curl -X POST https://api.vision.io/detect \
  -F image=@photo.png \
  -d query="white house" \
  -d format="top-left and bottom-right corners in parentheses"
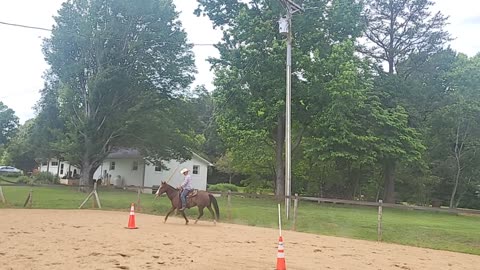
top-left (38, 149), bottom-right (213, 192)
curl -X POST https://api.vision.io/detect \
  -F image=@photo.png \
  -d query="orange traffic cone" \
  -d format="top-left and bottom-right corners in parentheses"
top-left (276, 236), bottom-right (286, 270)
top-left (126, 203), bottom-right (138, 229)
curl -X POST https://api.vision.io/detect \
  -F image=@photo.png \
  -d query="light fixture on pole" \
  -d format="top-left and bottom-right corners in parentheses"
top-left (278, 0), bottom-right (303, 220)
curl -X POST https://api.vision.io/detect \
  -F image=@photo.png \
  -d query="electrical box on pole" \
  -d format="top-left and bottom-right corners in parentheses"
top-left (278, 17), bottom-right (289, 34)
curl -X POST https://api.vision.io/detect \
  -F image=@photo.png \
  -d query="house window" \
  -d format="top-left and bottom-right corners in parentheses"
top-left (132, 161), bottom-right (138, 171)
top-left (60, 163), bottom-right (64, 174)
top-left (41, 162), bottom-right (47, 166)
top-left (193, 165), bottom-right (199, 175)
top-left (110, 161), bottom-right (116, 170)
top-left (51, 161), bottom-right (59, 166)
top-left (155, 162), bottom-right (162, 172)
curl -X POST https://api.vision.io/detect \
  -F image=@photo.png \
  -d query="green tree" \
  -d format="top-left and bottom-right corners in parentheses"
top-left (426, 54), bottom-right (480, 208)
top-left (29, 74), bottom-right (66, 166)
top-left (215, 151), bottom-right (239, 184)
top-left (304, 41), bottom-right (423, 199)
top-left (362, 0), bottom-right (450, 203)
top-left (0, 101), bottom-right (19, 146)
top-left (42, 0), bottom-right (196, 188)
top-left (185, 86), bottom-right (225, 160)
top-left (197, 0), bottom-right (365, 197)
top-left (362, 0), bottom-right (450, 74)
top-left (2, 120), bottom-right (37, 173)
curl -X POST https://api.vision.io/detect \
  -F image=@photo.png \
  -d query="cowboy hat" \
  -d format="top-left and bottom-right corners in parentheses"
top-left (180, 168), bottom-right (189, 174)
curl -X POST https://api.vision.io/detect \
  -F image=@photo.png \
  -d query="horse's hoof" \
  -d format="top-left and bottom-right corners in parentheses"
top-left (213, 220), bottom-right (217, 225)
top-left (194, 220), bottom-right (198, 224)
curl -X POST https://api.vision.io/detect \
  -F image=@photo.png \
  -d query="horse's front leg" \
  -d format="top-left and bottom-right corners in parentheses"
top-left (180, 209), bottom-right (189, 225)
top-left (164, 206), bottom-right (175, 223)
top-left (195, 207), bottom-right (204, 224)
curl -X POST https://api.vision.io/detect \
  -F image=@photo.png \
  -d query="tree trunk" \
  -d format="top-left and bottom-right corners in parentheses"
top-left (275, 114), bottom-right (285, 200)
top-left (450, 123), bottom-right (464, 208)
top-left (56, 161), bottom-right (60, 177)
top-left (383, 159), bottom-right (396, 203)
top-left (449, 160), bottom-right (461, 209)
top-left (80, 160), bottom-right (93, 192)
top-left (351, 167), bottom-right (360, 199)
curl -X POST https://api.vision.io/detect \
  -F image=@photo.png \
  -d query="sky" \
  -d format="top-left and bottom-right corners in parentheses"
top-left (0, 0), bottom-right (479, 124)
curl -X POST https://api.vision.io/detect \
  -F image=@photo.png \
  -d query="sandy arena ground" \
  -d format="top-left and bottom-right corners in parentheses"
top-left (0, 209), bottom-right (479, 270)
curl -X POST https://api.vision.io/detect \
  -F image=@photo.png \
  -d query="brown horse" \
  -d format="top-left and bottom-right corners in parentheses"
top-left (155, 181), bottom-right (220, 225)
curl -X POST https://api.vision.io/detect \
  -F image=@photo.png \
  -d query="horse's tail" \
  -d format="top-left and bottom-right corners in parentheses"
top-left (209, 194), bottom-right (220, 221)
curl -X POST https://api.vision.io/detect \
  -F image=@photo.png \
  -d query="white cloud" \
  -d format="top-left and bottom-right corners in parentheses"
top-left (0, 0), bottom-right (478, 124)
top-left (434, 0), bottom-right (480, 56)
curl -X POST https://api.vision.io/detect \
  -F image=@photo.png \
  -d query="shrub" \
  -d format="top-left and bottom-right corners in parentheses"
top-left (241, 176), bottom-right (273, 194)
top-left (33, 172), bottom-right (59, 184)
top-left (0, 172), bottom-right (23, 177)
top-left (207, 183), bottom-right (239, 192)
top-left (17, 176), bottom-right (33, 184)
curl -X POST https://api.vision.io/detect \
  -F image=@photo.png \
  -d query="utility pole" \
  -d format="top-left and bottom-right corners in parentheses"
top-left (278, 0), bottom-right (303, 219)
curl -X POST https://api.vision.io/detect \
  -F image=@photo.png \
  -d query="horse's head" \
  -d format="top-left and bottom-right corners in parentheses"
top-left (156, 181), bottom-right (171, 196)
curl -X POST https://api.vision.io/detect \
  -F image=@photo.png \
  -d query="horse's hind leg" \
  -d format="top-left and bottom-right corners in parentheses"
top-left (164, 206), bottom-right (175, 223)
top-left (207, 205), bottom-right (216, 225)
top-left (195, 207), bottom-right (204, 224)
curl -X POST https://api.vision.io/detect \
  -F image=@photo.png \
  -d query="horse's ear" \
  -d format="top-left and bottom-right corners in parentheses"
top-left (161, 181), bottom-right (166, 184)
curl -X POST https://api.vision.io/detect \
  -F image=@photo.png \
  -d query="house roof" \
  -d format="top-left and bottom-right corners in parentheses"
top-left (106, 148), bottom-right (142, 159)
top-left (192, 152), bottom-right (214, 166)
top-left (106, 148), bottom-right (213, 166)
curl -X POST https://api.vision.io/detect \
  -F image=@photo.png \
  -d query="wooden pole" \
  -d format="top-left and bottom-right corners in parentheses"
top-left (278, 204), bottom-right (282, 237)
top-left (227, 190), bottom-right (232, 220)
top-left (377, 199), bottom-right (383, 241)
top-left (29, 189), bottom-right (33, 207)
top-left (24, 189), bottom-right (33, 208)
top-left (0, 186), bottom-right (6, 204)
top-left (293, 193), bottom-right (299, 231)
top-left (79, 182), bottom-right (101, 209)
top-left (93, 182), bottom-right (101, 209)
top-left (79, 192), bottom-right (93, 208)
top-left (136, 187), bottom-right (142, 212)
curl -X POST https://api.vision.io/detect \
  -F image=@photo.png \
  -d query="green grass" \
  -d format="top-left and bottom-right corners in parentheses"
top-left (0, 185), bottom-right (479, 255)
top-left (0, 175), bottom-right (23, 183)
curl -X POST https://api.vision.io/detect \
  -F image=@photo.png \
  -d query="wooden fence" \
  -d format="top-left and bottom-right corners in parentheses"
top-left (1, 182), bottom-right (479, 242)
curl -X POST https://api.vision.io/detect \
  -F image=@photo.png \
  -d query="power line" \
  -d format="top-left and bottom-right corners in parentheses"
top-left (0, 20), bottom-right (217, 47)
top-left (0, 21), bottom-right (51, 32)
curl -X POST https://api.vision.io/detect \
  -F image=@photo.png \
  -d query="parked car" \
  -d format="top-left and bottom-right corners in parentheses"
top-left (0, 166), bottom-right (23, 175)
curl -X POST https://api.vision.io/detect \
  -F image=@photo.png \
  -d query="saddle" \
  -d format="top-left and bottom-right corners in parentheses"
top-left (188, 189), bottom-right (199, 198)
top-left (179, 189), bottom-right (199, 199)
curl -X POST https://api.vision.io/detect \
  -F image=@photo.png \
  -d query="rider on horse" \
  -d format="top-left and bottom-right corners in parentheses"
top-left (179, 168), bottom-right (192, 211)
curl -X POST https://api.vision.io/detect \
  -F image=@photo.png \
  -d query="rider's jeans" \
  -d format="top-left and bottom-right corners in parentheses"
top-left (181, 189), bottom-right (191, 208)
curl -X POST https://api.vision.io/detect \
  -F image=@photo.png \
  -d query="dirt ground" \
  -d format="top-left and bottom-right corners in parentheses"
top-left (0, 209), bottom-right (479, 270)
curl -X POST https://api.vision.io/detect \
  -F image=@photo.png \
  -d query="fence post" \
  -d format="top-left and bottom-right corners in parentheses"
top-left (24, 189), bottom-right (33, 208)
top-left (377, 199), bottom-right (383, 241)
top-left (0, 186), bottom-right (6, 203)
top-left (293, 193), bottom-right (299, 231)
top-left (227, 190), bottom-right (232, 220)
top-left (136, 187), bottom-right (142, 212)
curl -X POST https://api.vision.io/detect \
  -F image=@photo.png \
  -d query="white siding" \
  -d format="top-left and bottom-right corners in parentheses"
top-left (93, 158), bottom-right (145, 187)
top-left (39, 159), bottom-right (80, 178)
top-left (38, 153), bottom-right (210, 192)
